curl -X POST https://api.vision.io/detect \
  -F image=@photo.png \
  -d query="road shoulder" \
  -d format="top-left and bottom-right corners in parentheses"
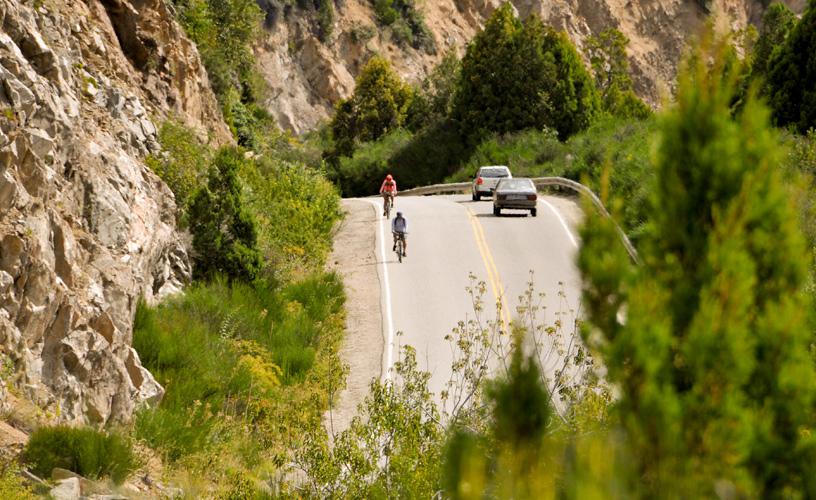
top-left (325, 199), bottom-right (383, 435)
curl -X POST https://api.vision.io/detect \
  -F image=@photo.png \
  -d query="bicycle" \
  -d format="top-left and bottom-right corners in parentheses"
top-left (394, 232), bottom-right (406, 263)
top-left (383, 192), bottom-right (395, 218)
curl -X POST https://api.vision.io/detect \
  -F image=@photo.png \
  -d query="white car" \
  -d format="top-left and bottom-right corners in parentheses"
top-left (471, 165), bottom-right (512, 200)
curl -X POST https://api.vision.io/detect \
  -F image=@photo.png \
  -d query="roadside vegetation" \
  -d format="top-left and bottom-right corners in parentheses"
top-left (22, 426), bottom-right (137, 485)
top-left (137, 116), bottom-right (342, 494)
top-left (130, 0), bottom-right (345, 495)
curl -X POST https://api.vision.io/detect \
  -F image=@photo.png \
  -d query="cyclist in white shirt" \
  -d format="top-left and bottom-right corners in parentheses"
top-left (391, 211), bottom-right (408, 257)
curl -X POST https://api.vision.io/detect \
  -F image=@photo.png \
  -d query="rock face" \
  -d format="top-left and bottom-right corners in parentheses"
top-left (258, 0), bottom-right (806, 133)
top-left (0, 0), bottom-right (229, 425)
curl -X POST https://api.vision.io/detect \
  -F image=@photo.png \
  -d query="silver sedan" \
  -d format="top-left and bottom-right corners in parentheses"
top-left (492, 178), bottom-right (537, 217)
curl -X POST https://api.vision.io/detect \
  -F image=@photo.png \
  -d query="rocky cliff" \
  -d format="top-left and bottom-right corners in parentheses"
top-left (258, 0), bottom-right (806, 134)
top-left (0, 0), bottom-right (229, 425)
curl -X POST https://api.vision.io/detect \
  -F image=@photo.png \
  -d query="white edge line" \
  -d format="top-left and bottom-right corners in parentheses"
top-left (367, 199), bottom-right (395, 381)
top-left (539, 198), bottom-right (579, 248)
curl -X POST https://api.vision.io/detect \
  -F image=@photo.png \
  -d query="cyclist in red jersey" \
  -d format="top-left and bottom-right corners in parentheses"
top-left (379, 174), bottom-right (398, 216)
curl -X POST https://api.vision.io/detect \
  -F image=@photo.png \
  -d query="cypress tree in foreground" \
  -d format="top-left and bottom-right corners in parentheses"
top-left (578, 33), bottom-right (816, 496)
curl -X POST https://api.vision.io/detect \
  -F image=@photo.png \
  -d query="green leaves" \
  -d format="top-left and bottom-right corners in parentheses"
top-left (23, 427), bottom-right (137, 485)
top-left (299, 344), bottom-right (443, 498)
top-left (585, 28), bottom-right (651, 119)
top-left (188, 148), bottom-right (263, 283)
top-left (767, 0), bottom-right (816, 133)
top-left (328, 56), bottom-right (414, 160)
top-left (452, 5), bottom-right (600, 142)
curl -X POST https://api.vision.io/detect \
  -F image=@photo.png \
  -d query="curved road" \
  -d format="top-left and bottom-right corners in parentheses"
top-left (366, 194), bottom-right (583, 400)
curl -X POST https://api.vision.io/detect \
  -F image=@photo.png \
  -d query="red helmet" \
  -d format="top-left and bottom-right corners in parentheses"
top-left (386, 174), bottom-right (393, 181)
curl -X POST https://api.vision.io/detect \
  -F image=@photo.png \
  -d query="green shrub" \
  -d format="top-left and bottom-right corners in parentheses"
top-left (316, 0), bottom-right (334, 41)
top-left (0, 463), bottom-right (35, 500)
top-left (405, 51), bottom-right (460, 129)
top-left (330, 129), bottom-right (413, 195)
top-left (370, 0), bottom-right (435, 52)
top-left (750, 3), bottom-right (795, 81)
top-left (22, 426), bottom-right (137, 484)
top-left (133, 273), bottom-right (345, 462)
top-left (328, 56), bottom-right (413, 161)
top-left (579, 34), bottom-right (816, 496)
top-left (170, 0), bottom-right (269, 145)
top-left (145, 121), bottom-right (210, 212)
top-left (585, 28), bottom-right (651, 119)
top-left (349, 22), bottom-right (376, 44)
top-left (188, 148), bottom-right (263, 282)
top-left (244, 158), bottom-right (342, 281)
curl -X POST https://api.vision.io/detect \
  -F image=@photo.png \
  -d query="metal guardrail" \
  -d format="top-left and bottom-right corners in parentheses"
top-left (397, 177), bottom-right (640, 263)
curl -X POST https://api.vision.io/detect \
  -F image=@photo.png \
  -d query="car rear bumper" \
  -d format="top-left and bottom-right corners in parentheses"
top-left (494, 199), bottom-right (536, 210)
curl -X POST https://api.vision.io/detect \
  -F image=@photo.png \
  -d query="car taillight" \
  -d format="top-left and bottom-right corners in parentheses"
top-left (527, 194), bottom-right (537, 200)
top-left (476, 177), bottom-right (483, 185)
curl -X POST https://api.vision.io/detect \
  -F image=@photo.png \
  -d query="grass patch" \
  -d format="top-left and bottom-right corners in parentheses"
top-left (133, 273), bottom-right (345, 468)
top-left (22, 426), bottom-right (137, 484)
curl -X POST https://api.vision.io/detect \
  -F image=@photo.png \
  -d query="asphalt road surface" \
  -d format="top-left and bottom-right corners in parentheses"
top-left (366, 194), bottom-right (583, 401)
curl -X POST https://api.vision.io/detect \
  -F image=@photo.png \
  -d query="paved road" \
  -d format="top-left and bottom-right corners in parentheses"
top-left (366, 194), bottom-right (583, 401)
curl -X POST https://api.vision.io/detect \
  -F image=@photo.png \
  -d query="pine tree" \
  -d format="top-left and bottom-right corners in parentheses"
top-left (766, 0), bottom-right (816, 133)
top-left (452, 3), bottom-right (531, 141)
top-left (578, 34), bottom-right (816, 496)
top-left (538, 28), bottom-right (602, 137)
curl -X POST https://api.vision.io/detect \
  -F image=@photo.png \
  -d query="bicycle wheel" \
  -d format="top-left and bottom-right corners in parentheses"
top-left (397, 238), bottom-right (403, 263)
top-left (384, 198), bottom-right (390, 218)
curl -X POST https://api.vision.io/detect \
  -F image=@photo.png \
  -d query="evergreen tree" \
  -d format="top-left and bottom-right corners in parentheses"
top-left (538, 27), bottom-right (602, 138)
top-left (452, 4), bottom-right (600, 141)
top-left (751, 3), bottom-right (795, 81)
top-left (766, 0), bottom-right (816, 133)
top-left (579, 35), bottom-right (816, 496)
top-left (585, 28), bottom-right (651, 119)
top-left (328, 56), bottom-right (413, 159)
top-left (188, 148), bottom-right (263, 282)
top-left (452, 3), bottom-right (534, 140)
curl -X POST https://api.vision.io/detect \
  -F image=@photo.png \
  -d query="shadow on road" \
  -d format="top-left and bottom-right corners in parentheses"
top-left (474, 212), bottom-right (530, 218)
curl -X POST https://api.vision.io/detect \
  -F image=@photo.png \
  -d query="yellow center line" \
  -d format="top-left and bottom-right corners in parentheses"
top-left (466, 207), bottom-right (512, 330)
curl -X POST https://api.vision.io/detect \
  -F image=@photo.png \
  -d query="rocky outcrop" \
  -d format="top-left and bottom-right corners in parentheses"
top-left (258, 0), bottom-right (805, 133)
top-left (0, 0), bottom-right (228, 425)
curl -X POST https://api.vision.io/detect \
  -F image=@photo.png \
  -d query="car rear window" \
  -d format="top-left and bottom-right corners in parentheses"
top-left (479, 167), bottom-right (510, 178)
top-left (498, 179), bottom-right (534, 190)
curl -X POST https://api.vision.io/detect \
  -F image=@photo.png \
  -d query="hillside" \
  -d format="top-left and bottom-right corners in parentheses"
top-left (256, 0), bottom-right (806, 133)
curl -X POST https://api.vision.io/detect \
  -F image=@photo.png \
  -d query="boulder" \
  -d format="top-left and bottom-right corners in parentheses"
top-left (49, 477), bottom-right (81, 500)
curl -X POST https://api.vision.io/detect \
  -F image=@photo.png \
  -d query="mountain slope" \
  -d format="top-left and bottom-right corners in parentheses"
top-left (256, 0), bottom-right (805, 133)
